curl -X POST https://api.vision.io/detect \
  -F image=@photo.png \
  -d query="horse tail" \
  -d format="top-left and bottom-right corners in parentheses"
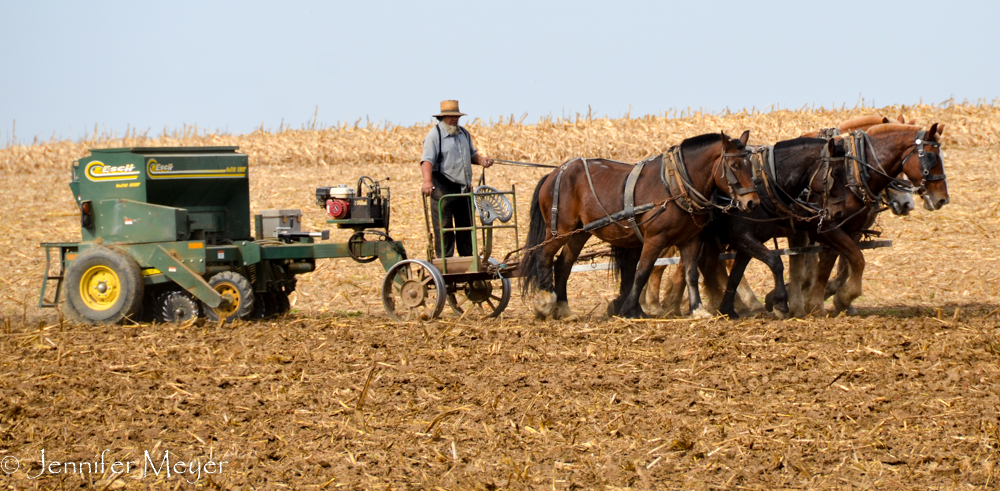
top-left (519, 175), bottom-right (550, 296)
top-left (609, 245), bottom-right (641, 283)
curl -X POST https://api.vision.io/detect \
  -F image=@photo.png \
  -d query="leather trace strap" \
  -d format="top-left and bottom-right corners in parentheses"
top-left (623, 160), bottom-right (647, 242)
top-left (550, 161), bottom-right (570, 237)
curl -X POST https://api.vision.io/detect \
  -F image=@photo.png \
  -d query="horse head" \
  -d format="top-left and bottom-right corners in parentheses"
top-left (716, 130), bottom-right (759, 212)
top-left (867, 123), bottom-right (949, 211)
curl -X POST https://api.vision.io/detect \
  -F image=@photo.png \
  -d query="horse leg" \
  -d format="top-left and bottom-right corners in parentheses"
top-left (661, 263), bottom-right (686, 316)
top-left (608, 248), bottom-right (641, 317)
top-left (679, 239), bottom-right (712, 319)
top-left (786, 232), bottom-right (812, 317)
top-left (552, 234), bottom-right (589, 321)
top-left (617, 241), bottom-right (669, 319)
top-left (640, 264), bottom-right (667, 317)
top-left (735, 273), bottom-right (764, 315)
top-left (699, 242), bottom-right (726, 313)
top-left (825, 256), bottom-right (849, 298)
top-left (821, 236), bottom-right (866, 315)
top-left (532, 240), bottom-right (568, 320)
top-left (719, 251), bottom-right (752, 319)
top-left (806, 249), bottom-right (838, 317)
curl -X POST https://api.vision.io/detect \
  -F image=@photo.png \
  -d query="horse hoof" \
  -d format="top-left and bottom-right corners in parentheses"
top-left (553, 302), bottom-right (578, 322)
top-left (846, 306), bottom-right (858, 316)
top-left (533, 291), bottom-right (556, 320)
top-left (690, 307), bottom-right (712, 320)
top-left (722, 309), bottom-right (740, 320)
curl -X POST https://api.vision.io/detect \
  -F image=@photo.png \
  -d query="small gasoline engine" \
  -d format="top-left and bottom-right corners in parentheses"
top-left (315, 176), bottom-right (390, 231)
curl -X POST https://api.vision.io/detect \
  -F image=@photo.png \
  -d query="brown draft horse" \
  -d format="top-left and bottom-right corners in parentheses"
top-left (642, 115), bottom-right (922, 318)
top-left (803, 122), bottom-right (949, 314)
top-left (519, 132), bottom-right (759, 320)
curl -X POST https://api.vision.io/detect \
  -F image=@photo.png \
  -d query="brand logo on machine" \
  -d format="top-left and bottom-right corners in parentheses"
top-left (147, 158), bottom-right (246, 179)
top-left (85, 161), bottom-right (140, 181)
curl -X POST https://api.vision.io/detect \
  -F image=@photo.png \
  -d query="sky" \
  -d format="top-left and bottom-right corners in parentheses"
top-left (2, 0), bottom-right (998, 144)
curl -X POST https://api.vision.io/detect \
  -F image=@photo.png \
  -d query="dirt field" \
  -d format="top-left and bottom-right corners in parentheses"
top-left (2, 110), bottom-right (999, 489)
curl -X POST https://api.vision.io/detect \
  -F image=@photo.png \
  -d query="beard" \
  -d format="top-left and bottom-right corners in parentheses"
top-left (440, 121), bottom-right (460, 136)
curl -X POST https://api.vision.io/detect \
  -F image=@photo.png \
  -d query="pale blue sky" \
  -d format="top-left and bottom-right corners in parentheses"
top-left (2, 0), bottom-right (997, 144)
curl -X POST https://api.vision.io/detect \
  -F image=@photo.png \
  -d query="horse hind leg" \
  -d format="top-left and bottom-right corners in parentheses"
top-left (551, 234), bottom-right (588, 321)
top-left (531, 240), bottom-right (568, 320)
top-left (786, 232), bottom-right (811, 317)
top-left (640, 264), bottom-right (667, 317)
top-left (661, 262), bottom-right (686, 316)
top-left (735, 274), bottom-right (764, 316)
top-left (607, 246), bottom-right (641, 317)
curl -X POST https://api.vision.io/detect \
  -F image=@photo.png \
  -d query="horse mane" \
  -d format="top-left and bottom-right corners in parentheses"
top-left (837, 115), bottom-right (889, 132)
top-left (774, 136), bottom-right (824, 151)
top-left (680, 132), bottom-right (724, 151)
top-left (865, 123), bottom-right (919, 136)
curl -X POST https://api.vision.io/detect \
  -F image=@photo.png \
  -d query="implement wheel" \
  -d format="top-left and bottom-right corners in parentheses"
top-left (64, 246), bottom-right (144, 325)
top-left (203, 272), bottom-right (255, 323)
top-left (446, 259), bottom-right (511, 319)
top-left (381, 259), bottom-right (446, 322)
top-left (156, 291), bottom-right (201, 323)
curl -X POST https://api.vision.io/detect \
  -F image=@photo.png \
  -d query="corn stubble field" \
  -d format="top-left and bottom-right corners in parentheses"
top-left (1, 103), bottom-right (1000, 489)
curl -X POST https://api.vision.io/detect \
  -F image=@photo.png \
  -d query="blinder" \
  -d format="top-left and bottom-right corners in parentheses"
top-left (721, 150), bottom-right (755, 196)
top-left (912, 130), bottom-right (946, 190)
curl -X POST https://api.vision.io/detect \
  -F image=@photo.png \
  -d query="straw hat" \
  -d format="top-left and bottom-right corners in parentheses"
top-left (434, 100), bottom-right (467, 117)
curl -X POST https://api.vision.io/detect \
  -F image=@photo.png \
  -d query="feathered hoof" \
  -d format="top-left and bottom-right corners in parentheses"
top-left (642, 303), bottom-right (666, 318)
top-left (553, 301), bottom-right (578, 322)
top-left (533, 291), bottom-right (557, 320)
top-left (690, 307), bottom-right (713, 320)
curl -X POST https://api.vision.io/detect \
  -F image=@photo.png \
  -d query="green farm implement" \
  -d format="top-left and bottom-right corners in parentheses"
top-left (39, 146), bottom-right (405, 324)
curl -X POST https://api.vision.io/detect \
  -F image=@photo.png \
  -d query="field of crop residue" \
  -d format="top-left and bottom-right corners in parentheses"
top-left (1, 103), bottom-right (999, 489)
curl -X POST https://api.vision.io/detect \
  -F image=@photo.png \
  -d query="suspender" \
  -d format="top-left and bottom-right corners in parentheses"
top-left (434, 125), bottom-right (471, 172)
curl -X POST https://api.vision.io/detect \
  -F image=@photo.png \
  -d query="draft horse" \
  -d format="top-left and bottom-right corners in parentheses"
top-left (519, 131), bottom-right (759, 320)
top-left (804, 122), bottom-right (949, 314)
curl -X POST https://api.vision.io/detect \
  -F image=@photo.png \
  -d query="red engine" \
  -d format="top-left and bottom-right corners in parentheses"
top-left (326, 199), bottom-right (350, 219)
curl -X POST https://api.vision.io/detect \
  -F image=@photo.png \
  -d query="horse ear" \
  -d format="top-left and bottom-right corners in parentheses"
top-left (936, 123), bottom-right (945, 136)
top-left (928, 122), bottom-right (940, 139)
top-left (739, 130), bottom-right (750, 145)
top-left (895, 115), bottom-right (904, 123)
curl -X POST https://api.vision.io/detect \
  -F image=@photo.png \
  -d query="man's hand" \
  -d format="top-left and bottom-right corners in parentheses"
top-left (422, 181), bottom-right (434, 196)
top-left (483, 157), bottom-right (494, 168)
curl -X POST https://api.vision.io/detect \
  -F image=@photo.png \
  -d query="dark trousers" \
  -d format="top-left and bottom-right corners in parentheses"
top-left (430, 173), bottom-right (473, 258)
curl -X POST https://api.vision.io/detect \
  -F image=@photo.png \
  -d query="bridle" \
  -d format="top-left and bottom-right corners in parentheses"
top-left (897, 129), bottom-right (945, 195)
top-left (715, 147), bottom-right (755, 211)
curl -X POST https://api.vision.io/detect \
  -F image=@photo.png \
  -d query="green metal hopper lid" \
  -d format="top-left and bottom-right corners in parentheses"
top-left (88, 146), bottom-right (241, 153)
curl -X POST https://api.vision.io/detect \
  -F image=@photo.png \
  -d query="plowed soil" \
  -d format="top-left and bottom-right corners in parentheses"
top-left (1, 136), bottom-right (999, 489)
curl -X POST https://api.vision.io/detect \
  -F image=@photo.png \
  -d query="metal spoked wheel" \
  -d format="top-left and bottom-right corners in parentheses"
top-left (381, 259), bottom-right (446, 322)
top-left (446, 259), bottom-right (511, 319)
top-left (156, 291), bottom-right (201, 323)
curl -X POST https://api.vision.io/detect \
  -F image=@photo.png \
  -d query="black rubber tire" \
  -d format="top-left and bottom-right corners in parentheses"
top-left (203, 271), bottom-right (255, 323)
top-left (63, 246), bottom-right (144, 325)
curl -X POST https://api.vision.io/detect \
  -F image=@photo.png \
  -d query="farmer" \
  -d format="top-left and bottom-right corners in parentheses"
top-left (420, 100), bottom-right (493, 258)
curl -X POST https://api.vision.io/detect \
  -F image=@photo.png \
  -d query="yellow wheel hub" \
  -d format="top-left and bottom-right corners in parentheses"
top-left (213, 283), bottom-right (241, 317)
top-left (79, 265), bottom-right (121, 311)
